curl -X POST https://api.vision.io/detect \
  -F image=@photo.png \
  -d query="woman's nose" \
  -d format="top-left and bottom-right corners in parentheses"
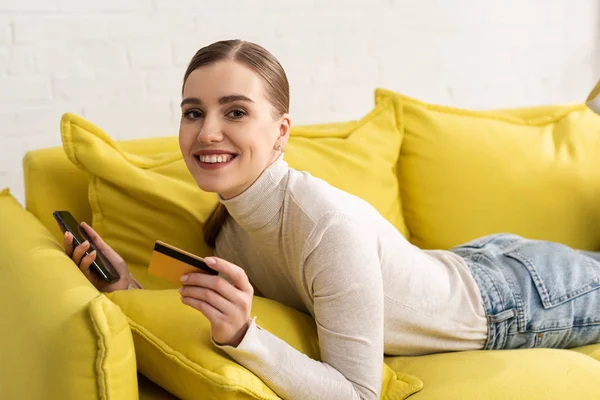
top-left (197, 118), bottom-right (223, 143)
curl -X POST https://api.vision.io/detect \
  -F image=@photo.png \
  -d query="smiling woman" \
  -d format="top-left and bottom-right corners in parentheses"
top-left (177, 41), bottom-right (291, 245)
top-left (61, 39), bottom-right (600, 400)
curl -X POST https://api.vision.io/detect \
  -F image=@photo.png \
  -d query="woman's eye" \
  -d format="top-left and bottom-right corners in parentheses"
top-left (227, 109), bottom-right (246, 119)
top-left (183, 110), bottom-right (202, 120)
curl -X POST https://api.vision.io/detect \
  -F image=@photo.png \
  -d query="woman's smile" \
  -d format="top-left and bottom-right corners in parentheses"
top-left (193, 150), bottom-right (239, 170)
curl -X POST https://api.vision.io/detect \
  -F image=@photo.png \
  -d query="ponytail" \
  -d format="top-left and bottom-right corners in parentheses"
top-left (203, 203), bottom-right (229, 248)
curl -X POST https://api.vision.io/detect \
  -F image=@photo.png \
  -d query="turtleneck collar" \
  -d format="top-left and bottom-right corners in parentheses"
top-left (218, 154), bottom-right (289, 232)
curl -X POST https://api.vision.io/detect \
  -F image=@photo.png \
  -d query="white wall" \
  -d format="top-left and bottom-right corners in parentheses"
top-left (1, 0), bottom-right (599, 205)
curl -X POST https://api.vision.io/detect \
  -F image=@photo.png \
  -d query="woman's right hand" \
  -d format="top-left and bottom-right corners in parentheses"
top-left (63, 222), bottom-right (134, 292)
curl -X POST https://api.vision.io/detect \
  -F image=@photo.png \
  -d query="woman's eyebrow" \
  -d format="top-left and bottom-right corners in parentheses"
top-left (219, 95), bottom-right (254, 104)
top-left (180, 97), bottom-right (201, 107)
top-left (180, 95), bottom-right (254, 108)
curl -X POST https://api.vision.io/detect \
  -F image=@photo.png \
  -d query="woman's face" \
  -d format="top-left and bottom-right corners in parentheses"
top-left (179, 60), bottom-right (290, 199)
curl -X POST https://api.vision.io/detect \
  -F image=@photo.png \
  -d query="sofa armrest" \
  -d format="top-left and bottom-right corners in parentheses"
top-left (0, 189), bottom-right (138, 399)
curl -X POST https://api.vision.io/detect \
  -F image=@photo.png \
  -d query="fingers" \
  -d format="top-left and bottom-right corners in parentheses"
top-left (64, 230), bottom-right (96, 280)
top-left (80, 222), bottom-right (110, 253)
top-left (180, 297), bottom-right (223, 321)
top-left (182, 273), bottom-right (239, 302)
top-left (202, 257), bottom-right (253, 293)
top-left (63, 232), bottom-right (74, 257)
top-left (72, 240), bottom-right (91, 265)
top-left (179, 286), bottom-right (231, 314)
top-left (78, 250), bottom-right (97, 277)
top-left (181, 272), bottom-right (252, 315)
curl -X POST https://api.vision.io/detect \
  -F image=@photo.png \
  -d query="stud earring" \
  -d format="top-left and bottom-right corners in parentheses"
top-left (277, 145), bottom-right (284, 152)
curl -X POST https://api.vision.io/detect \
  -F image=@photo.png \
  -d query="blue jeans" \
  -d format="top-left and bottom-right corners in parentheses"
top-left (451, 233), bottom-right (600, 350)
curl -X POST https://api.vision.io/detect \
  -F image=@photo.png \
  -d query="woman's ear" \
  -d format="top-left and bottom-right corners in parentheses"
top-left (278, 113), bottom-right (291, 147)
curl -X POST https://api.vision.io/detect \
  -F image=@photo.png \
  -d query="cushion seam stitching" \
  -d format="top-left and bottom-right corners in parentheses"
top-left (89, 296), bottom-right (110, 400)
top-left (128, 318), bottom-right (279, 400)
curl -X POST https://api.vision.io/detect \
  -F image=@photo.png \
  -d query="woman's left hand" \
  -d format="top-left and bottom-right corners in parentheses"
top-left (179, 257), bottom-right (254, 347)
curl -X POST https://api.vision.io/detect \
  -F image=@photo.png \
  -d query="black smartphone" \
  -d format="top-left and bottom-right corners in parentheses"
top-left (53, 211), bottom-right (120, 283)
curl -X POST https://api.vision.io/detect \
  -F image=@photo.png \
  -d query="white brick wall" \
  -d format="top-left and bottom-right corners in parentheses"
top-left (1, 0), bottom-right (599, 205)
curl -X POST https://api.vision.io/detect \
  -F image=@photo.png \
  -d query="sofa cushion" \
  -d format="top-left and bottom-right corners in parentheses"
top-left (572, 343), bottom-right (600, 361)
top-left (106, 289), bottom-right (423, 400)
top-left (22, 136), bottom-right (186, 246)
top-left (377, 88), bottom-right (600, 250)
top-left (89, 295), bottom-right (139, 400)
top-left (0, 190), bottom-right (138, 400)
top-left (385, 347), bottom-right (600, 400)
top-left (59, 98), bottom-right (406, 289)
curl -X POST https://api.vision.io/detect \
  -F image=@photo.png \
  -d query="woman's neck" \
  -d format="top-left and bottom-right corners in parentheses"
top-left (217, 154), bottom-right (289, 232)
top-left (218, 153), bottom-right (284, 200)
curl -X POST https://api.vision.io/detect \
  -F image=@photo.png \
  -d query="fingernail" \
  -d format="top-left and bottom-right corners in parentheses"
top-left (180, 274), bottom-right (188, 282)
top-left (178, 287), bottom-right (183, 293)
top-left (205, 257), bottom-right (216, 265)
top-left (83, 241), bottom-right (89, 247)
top-left (89, 250), bottom-right (96, 257)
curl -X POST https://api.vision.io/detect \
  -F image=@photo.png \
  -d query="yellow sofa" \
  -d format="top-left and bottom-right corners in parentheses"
top-left (2, 90), bottom-right (600, 399)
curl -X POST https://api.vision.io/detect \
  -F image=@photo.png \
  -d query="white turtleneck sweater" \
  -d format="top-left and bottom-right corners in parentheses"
top-left (212, 155), bottom-right (487, 400)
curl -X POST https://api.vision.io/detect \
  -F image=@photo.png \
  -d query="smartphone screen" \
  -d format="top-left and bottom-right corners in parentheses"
top-left (53, 211), bottom-right (120, 283)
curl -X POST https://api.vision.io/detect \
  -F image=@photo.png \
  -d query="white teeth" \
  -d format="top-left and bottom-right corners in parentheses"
top-left (198, 154), bottom-right (233, 164)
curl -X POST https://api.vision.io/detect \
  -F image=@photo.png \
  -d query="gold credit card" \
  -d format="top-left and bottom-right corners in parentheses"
top-left (148, 240), bottom-right (218, 284)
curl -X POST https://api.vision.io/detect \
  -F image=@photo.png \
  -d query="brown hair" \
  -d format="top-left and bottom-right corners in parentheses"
top-left (182, 40), bottom-right (290, 248)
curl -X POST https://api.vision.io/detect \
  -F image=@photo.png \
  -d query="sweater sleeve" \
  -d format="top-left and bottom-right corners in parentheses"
top-left (213, 214), bottom-right (384, 400)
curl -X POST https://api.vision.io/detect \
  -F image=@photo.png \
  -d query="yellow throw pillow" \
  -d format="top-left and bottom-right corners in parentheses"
top-left (376, 88), bottom-right (600, 250)
top-left (60, 98), bottom-right (406, 288)
top-left (61, 114), bottom-right (216, 289)
top-left (0, 191), bottom-right (137, 400)
top-left (285, 100), bottom-right (406, 237)
top-left (106, 289), bottom-right (423, 400)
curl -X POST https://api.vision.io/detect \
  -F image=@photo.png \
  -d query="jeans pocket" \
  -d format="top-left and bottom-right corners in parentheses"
top-left (505, 241), bottom-right (600, 309)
